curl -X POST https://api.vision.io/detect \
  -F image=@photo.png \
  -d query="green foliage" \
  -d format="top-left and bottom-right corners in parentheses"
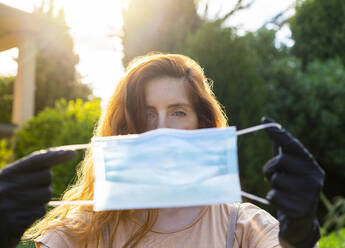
top-left (0, 76), bottom-right (14, 123)
top-left (265, 57), bottom-right (345, 198)
top-left (16, 241), bottom-right (35, 248)
top-left (122, 0), bottom-right (202, 65)
top-left (290, 0), bottom-right (345, 67)
top-left (0, 139), bottom-right (14, 169)
top-left (245, 28), bottom-right (290, 82)
top-left (319, 228), bottom-right (345, 248)
top-left (14, 99), bottom-right (101, 197)
top-left (321, 193), bottom-right (345, 234)
top-left (244, 27), bottom-right (345, 201)
top-left (33, 0), bottom-right (93, 114)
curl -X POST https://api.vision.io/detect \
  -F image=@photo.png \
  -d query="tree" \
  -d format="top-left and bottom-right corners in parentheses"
top-left (290, 0), bottom-right (345, 67)
top-left (33, 0), bottom-right (93, 114)
top-left (122, 0), bottom-right (202, 65)
top-left (121, 0), bottom-right (257, 66)
top-left (245, 28), bottom-right (290, 82)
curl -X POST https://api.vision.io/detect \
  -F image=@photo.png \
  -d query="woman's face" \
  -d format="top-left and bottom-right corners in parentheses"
top-left (145, 77), bottom-right (198, 131)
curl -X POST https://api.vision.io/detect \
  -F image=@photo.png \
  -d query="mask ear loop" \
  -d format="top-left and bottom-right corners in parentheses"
top-left (47, 143), bottom-right (91, 151)
top-left (236, 122), bottom-right (282, 205)
top-left (47, 123), bottom-right (282, 207)
top-left (236, 123), bottom-right (281, 136)
top-left (48, 200), bottom-right (94, 206)
top-left (46, 144), bottom-right (93, 206)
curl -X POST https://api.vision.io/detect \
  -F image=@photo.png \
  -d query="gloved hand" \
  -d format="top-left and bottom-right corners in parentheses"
top-left (0, 149), bottom-right (76, 248)
top-left (261, 117), bottom-right (325, 248)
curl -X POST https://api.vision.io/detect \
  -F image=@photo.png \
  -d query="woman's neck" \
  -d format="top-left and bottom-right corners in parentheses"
top-left (133, 206), bottom-right (204, 232)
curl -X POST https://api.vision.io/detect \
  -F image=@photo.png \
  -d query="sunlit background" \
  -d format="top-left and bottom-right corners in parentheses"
top-left (0, 0), bottom-right (294, 105)
top-left (1, 1), bottom-right (345, 245)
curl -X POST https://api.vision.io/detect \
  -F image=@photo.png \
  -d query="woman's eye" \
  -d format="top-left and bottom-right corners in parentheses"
top-left (172, 111), bottom-right (186, 117)
top-left (146, 112), bottom-right (156, 120)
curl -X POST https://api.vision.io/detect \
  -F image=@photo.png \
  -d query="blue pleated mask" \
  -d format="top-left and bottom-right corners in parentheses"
top-left (91, 127), bottom-right (241, 211)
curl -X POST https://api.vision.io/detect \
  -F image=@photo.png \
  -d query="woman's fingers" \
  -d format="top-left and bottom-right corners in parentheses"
top-left (4, 150), bottom-right (76, 174)
top-left (263, 153), bottom-right (312, 180)
top-left (270, 172), bottom-right (323, 194)
top-left (261, 117), bottom-right (312, 159)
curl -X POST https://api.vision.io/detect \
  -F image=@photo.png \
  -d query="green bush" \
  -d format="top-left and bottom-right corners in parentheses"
top-left (321, 193), bottom-right (345, 234)
top-left (0, 139), bottom-right (14, 169)
top-left (17, 241), bottom-right (35, 248)
top-left (14, 98), bottom-right (101, 197)
top-left (320, 228), bottom-right (345, 248)
top-left (0, 76), bottom-right (14, 123)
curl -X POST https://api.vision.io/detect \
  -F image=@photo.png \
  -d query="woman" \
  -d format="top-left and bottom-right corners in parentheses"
top-left (26, 53), bottom-right (322, 247)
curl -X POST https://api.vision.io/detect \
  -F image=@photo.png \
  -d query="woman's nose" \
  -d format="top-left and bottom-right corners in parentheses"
top-left (157, 114), bottom-right (168, 129)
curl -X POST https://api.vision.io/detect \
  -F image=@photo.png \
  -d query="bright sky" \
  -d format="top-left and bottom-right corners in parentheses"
top-left (0, 0), bottom-right (295, 106)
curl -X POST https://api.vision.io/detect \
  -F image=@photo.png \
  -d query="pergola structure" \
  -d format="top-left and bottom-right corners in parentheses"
top-left (0, 3), bottom-right (60, 137)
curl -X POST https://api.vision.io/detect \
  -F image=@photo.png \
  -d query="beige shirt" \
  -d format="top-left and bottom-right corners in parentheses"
top-left (36, 203), bottom-right (281, 248)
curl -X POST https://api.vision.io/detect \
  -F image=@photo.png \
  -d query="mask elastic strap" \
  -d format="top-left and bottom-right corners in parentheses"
top-left (48, 143), bottom-right (91, 151)
top-left (236, 123), bottom-right (281, 136)
top-left (236, 123), bottom-right (282, 204)
top-left (241, 191), bottom-right (269, 205)
top-left (48, 200), bottom-right (94, 206)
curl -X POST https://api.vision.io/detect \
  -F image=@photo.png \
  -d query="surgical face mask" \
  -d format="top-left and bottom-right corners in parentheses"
top-left (48, 123), bottom-right (280, 210)
top-left (92, 127), bottom-right (240, 210)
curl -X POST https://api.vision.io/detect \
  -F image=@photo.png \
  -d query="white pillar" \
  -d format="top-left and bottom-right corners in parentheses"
top-left (12, 39), bottom-right (36, 125)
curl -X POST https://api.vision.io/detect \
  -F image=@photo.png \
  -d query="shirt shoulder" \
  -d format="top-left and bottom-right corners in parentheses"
top-left (35, 224), bottom-right (105, 248)
top-left (35, 229), bottom-right (72, 248)
top-left (238, 202), bottom-right (279, 227)
top-left (232, 202), bottom-right (281, 248)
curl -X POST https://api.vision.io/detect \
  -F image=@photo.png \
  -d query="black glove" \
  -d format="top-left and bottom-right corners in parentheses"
top-left (0, 149), bottom-right (76, 248)
top-left (261, 117), bottom-right (325, 248)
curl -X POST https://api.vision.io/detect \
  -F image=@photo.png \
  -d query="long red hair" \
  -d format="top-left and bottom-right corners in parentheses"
top-left (25, 53), bottom-right (228, 248)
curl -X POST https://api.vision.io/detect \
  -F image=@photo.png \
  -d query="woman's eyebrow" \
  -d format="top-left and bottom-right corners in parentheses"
top-left (145, 105), bottom-right (156, 109)
top-left (145, 103), bottom-right (191, 109)
top-left (168, 103), bottom-right (191, 108)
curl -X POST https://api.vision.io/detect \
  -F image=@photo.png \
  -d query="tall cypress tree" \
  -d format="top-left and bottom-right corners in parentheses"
top-left (122, 0), bottom-right (202, 66)
top-left (33, 0), bottom-right (92, 113)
